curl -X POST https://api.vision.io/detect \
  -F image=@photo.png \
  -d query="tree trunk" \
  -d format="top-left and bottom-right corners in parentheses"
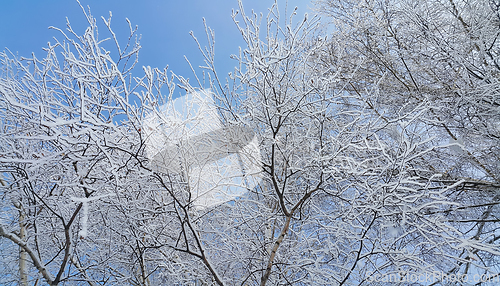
top-left (15, 201), bottom-right (28, 286)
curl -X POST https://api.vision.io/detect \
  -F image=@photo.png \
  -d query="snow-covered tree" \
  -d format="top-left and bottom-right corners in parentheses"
top-left (313, 0), bottom-right (500, 282)
top-left (1, 0), bottom-right (499, 285)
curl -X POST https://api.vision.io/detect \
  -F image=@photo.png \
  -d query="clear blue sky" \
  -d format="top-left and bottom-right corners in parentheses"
top-left (0, 0), bottom-right (313, 82)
